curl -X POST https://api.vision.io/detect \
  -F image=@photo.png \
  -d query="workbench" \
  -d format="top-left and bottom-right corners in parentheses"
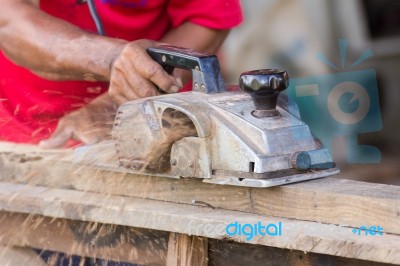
top-left (0, 142), bottom-right (399, 266)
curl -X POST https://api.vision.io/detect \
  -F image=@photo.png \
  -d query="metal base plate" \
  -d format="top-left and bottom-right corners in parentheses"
top-left (72, 142), bottom-right (339, 188)
top-left (204, 168), bottom-right (340, 187)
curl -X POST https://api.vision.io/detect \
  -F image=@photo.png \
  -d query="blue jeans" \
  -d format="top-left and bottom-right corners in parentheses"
top-left (36, 250), bottom-right (140, 266)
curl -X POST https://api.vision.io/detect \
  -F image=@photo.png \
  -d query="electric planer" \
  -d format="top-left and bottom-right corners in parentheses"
top-left (74, 45), bottom-right (339, 187)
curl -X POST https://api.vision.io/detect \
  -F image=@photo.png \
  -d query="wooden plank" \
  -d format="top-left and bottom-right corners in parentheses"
top-left (0, 212), bottom-right (392, 266)
top-left (0, 182), bottom-right (399, 264)
top-left (0, 212), bottom-right (167, 265)
top-left (208, 240), bottom-right (395, 266)
top-left (166, 233), bottom-right (208, 266)
top-left (251, 178), bottom-right (400, 233)
top-left (1, 142), bottom-right (399, 235)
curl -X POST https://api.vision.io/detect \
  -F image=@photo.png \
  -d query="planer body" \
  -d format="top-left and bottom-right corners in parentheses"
top-left (75, 45), bottom-right (339, 187)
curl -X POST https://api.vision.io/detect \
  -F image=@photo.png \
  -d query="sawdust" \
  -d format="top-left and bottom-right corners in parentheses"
top-left (0, 212), bottom-right (166, 265)
top-left (142, 110), bottom-right (198, 172)
top-left (69, 221), bottom-right (126, 247)
top-left (0, 111), bottom-right (199, 265)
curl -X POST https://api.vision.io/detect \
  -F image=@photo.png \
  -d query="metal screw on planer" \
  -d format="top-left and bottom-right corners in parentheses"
top-left (170, 159), bottom-right (177, 166)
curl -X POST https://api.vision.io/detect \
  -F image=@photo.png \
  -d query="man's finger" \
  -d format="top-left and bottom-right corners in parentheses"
top-left (111, 94), bottom-right (128, 105)
top-left (39, 127), bottom-right (72, 149)
top-left (109, 77), bottom-right (139, 104)
top-left (76, 131), bottom-right (101, 145)
top-left (117, 55), bottom-right (161, 99)
top-left (125, 72), bottom-right (160, 98)
top-left (134, 53), bottom-right (181, 93)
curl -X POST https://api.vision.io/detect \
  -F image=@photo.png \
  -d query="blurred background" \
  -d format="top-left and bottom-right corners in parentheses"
top-left (221, 0), bottom-right (400, 184)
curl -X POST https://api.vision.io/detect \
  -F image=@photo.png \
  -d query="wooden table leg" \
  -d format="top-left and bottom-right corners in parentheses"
top-left (166, 233), bottom-right (208, 266)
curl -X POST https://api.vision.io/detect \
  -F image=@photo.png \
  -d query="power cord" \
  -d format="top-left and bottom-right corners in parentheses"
top-left (86, 0), bottom-right (106, 36)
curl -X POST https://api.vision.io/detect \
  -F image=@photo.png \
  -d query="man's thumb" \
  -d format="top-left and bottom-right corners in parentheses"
top-left (39, 130), bottom-right (71, 149)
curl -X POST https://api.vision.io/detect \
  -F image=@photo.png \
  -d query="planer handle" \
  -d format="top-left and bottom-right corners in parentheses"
top-left (147, 45), bottom-right (225, 93)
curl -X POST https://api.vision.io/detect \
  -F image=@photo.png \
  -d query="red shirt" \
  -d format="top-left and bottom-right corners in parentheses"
top-left (0, 0), bottom-right (242, 143)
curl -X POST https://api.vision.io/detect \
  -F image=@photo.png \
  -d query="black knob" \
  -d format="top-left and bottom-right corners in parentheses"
top-left (239, 69), bottom-right (289, 118)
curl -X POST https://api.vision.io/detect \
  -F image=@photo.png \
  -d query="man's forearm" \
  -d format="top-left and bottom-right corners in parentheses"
top-left (160, 22), bottom-right (230, 85)
top-left (161, 22), bottom-right (229, 54)
top-left (0, 0), bottom-right (127, 81)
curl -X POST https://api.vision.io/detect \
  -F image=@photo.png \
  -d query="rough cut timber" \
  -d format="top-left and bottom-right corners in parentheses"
top-left (0, 141), bottom-right (399, 235)
top-left (0, 212), bottom-right (167, 265)
top-left (0, 141), bottom-right (400, 265)
top-left (0, 212), bottom-right (394, 266)
top-left (0, 182), bottom-right (399, 264)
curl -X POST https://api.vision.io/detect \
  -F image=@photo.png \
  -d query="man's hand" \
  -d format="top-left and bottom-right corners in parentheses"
top-left (108, 23), bottom-right (230, 104)
top-left (0, 1), bottom-right (182, 105)
top-left (39, 94), bottom-right (117, 149)
top-left (0, 1), bottom-right (231, 147)
top-left (108, 40), bottom-right (182, 104)
top-left (0, 1), bottom-right (227, 104)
